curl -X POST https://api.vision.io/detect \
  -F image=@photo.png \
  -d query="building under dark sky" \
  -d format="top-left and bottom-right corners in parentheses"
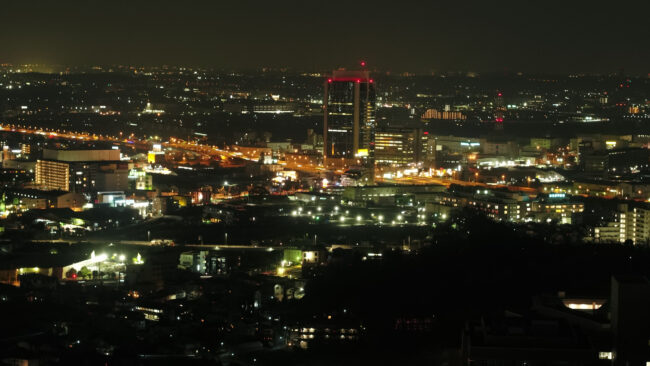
top-left (324, 70), bottom-right (376, 160)
top-left (0, 0), bottom-right (649, 73)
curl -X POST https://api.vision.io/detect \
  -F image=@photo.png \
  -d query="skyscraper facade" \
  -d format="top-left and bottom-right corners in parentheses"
top-left (323, 70), bottom-right (376, 168)
top-left (494, 91), bottom-right (505, 127)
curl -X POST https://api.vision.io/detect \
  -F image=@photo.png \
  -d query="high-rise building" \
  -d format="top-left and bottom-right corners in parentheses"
top-left (35, 160), bottom-right (70, 191)
top-left (593, 204), bottom-right (650, 244)
top-left (323, 69), bottom-right (376, 173)
top-left (494, 92), bottom-right (505, 127)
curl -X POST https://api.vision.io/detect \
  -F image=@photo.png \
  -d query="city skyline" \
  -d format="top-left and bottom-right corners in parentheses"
top-left (1, 2), bottom-right (650, 365)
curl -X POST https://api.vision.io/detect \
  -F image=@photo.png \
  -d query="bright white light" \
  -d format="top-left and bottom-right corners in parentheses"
top-left (598, 352), bottom-right (613, 360)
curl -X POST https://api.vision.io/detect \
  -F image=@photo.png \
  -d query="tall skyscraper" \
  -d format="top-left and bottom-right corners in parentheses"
top-left (323, 69), bottom-right (376, 173)
top-left (494, 91), bottom-right (505, 129)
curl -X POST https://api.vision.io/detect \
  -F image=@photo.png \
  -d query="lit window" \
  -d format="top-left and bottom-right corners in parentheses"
top-left (598, 351), bottom-right (613, 360)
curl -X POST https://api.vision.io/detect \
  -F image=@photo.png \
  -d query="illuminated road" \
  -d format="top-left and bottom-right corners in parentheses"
top-left (0, 123), bottom-right (150, 150)
top-left (0, 123), bottom-right (251, 165)
top-left (31, 239), bottom-right (292, 251)
top-left (378, 175), bottom-right (485, 187)
top-left (0, 122), bottom-right (537, 192)
top-left (378, 175), bottom-right (538, 193)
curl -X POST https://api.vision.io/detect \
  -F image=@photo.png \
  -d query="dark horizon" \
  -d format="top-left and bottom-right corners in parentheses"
top-left (1, 0), bottom-right (648, 75)
top-left (3, 63), bottom-right (650, 78)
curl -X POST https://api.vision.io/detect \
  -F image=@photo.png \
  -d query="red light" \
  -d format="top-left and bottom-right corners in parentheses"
top-left (332, 77), bottom-right (369, 82)
top-left (423, 131), bottom-right (429, 135)
top-left (497, 92), bottom-right (502, 97)
top-left (327, 78), bottom-right (332, 83)
top-left (495, 118), bottom-right (504, 122)
top-left (72, 274), bottom-right (77, 279)
top-left (369, 79), bottom-right (374, 83)
top-left (361, 61), bottom-right (366, 67)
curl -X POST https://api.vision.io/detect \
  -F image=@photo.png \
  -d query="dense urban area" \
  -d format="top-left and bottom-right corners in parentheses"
top-left (0, 63), bottom-right (649, 365)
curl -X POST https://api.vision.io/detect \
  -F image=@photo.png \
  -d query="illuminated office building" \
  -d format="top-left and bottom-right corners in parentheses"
top-left (375, 128), bottom-right (427, 166)
top-left (494, 91), bottom-right (505, 124)
top-left (421, 109), bottom-right (466, 120)
top-left (36, 148), bottom-right (128, 193)
top-left (323, 69), bottom-right (376, 171)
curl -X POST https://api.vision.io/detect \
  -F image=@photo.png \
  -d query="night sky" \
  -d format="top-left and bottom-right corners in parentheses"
top-left (1, 0), bottom-right (648, 73)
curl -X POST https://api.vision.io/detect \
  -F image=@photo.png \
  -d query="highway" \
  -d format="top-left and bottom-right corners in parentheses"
top-left (31, 238), bottom-right (290, 251)
top-left (0, 122), bottom-right (537, 191)
top-left (0, 123), bottom-right (251, 166)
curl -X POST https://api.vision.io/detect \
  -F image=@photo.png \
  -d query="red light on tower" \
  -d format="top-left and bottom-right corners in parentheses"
top-left (497, 92), bottom-right (503, 97)
top-left (369, 79), bottom-right (374, 83)
top-left (327, 78), bottom-right (332, 83)
top-left (356, 79), bottom-right (361, 83)
top-left (360, 60), bottom-right (366, 67)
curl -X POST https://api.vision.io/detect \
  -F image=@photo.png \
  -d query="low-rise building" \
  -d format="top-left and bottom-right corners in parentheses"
top-left (179, 251), bottom-right (207, 274)
top-left (6, 189), bottom-right (86, 210)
